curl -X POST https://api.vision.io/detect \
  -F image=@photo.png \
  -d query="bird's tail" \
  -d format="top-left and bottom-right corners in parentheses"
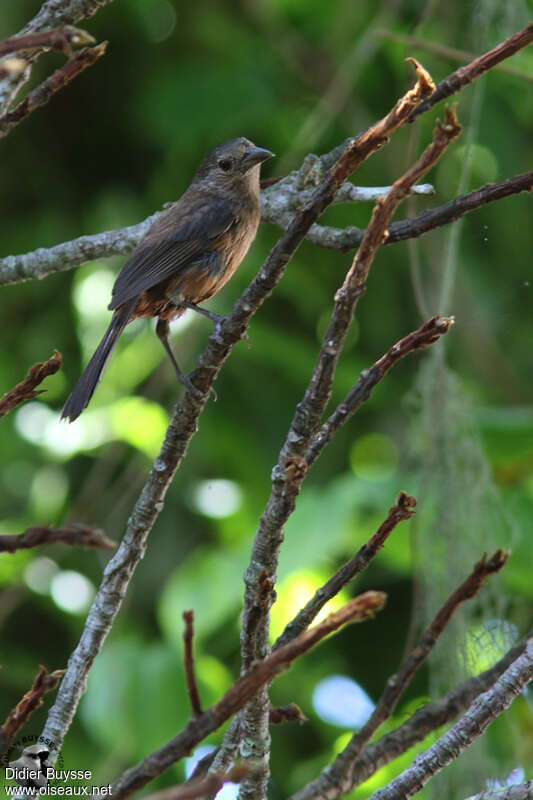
top-left (61, 301), bottom-right (135, 423)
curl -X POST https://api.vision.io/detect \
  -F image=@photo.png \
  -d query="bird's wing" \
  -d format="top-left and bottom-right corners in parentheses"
top-left (109, 193), bottom-right (235, 310)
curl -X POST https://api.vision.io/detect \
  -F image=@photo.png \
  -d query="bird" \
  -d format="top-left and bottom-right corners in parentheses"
top-left (8, 744), bottom-right (51, 790)
top-left (61, 137), bottom-right (274, 422)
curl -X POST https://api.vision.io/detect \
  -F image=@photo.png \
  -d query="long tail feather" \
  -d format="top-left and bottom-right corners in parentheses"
top-left (61, 302), bottom-right (135, 422)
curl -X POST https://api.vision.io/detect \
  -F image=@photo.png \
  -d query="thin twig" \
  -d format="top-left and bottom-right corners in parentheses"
top-left (291, 550), bottom-right (509, 800)
top-left (0, 25), bottom-right (95, 57)
top-left (365, 639), bottom-right (533, 800)
top-left (0, 666), bottom-right (65, 759)
top-left (0, 350), bottom-right (62, 418)
top-left (92, 592), bottom-right (386, 800)
top-left (142, 764), bottom-right (249, 800)
top-left (182, 611), bottom-right (202, 718)
top-left (0, 42), bottom-right (107, 138)
top-left (464, 783), bottom-right (533, 800)
top-left (408, 23), bottom-right (533, 122)
top-left (306, 315), bottom-right (454, 467)
top-left (0, 524), bottom-right (115, 554)
top-left (375, 29), bottom-right (533, 84)
top-left (274, 492), bottom-right (416, 650)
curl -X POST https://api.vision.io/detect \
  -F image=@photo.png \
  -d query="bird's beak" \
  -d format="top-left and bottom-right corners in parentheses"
top-left (242, 146), bottom-right (274, 170)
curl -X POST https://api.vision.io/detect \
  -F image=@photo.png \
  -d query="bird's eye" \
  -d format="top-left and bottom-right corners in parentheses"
top-left (218, 158), bottom-right (232, 172)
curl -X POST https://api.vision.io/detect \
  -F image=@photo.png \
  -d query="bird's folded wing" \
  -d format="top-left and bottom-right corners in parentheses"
top-left (109, 193), bottom-right (235, 310)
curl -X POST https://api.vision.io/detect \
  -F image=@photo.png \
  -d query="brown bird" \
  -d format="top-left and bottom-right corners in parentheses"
top-left (61, 137), bottom-right (273, 422)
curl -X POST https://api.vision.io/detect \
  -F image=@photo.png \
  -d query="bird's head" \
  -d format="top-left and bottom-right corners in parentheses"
top-left (194, 137), bottom-right (274, 193)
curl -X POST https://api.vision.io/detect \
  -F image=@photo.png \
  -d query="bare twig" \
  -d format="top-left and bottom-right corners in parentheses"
top-left (269, 703), bottom-right (308, 725)
top-left (0, 25), bottom-right (95, 57)
top-left (365, 639), bottom-right (533, 800)
top-left (297, 170), bottom-right (533, 253)
top-left (375, 29), bottom-right (533, 84)
top-left (292, 550), bottom-right (509, 800)
top-left (0, 59), bottom-right (27, 80)
top-left (409, 23), bottom-right (533, 122)
top-left (142, 764), bottom-right (249, 800)
top-left (464, 783), bottom-right (533, 800)
top-left (0, 42), bottom-right (107, 138)
top-left (182, 611), bottom-right (202, 718)
top-left (274, 492), bottom-right (416, 650)
top-left (0, 524), bottom-right (115, 554)
top-left (93, 593), bottom-right (386, 800)
top-left (0, 350), bottom-right (62, 418)
top-left (306, 315), bottom-right (454, 467)
top-left (0, 666), bottom-right (65, 759)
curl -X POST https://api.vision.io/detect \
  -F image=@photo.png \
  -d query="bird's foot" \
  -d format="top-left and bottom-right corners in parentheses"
top-left (183, 301), bottom-right (225, 327)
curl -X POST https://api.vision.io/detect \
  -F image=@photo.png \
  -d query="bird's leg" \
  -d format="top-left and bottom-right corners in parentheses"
top-left (155, 318), bottom-right (204, 399)
top-left (181, 300), bottom-right (251, 346)
top-left (181, 300), bottom-right (225, 326)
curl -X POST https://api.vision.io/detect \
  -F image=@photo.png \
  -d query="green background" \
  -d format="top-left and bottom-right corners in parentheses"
top-left (1, 1), bottom-right (532, 797)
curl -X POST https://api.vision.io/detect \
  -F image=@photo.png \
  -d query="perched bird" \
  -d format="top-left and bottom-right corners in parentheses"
top-left (61, 137), bottom-right (273, 422)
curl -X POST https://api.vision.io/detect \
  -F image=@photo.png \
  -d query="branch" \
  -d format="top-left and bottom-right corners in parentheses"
top-left (464, 783), bottom-right (533, 800)
top-left (142, 764), bottom-right (249, 800)
top-left (305, 315), bottom-right (454, 467)
top-left (375, 29), bottom-right (533, 84)
top-left (0, 25), bottom-right (95, 57)
top-left (237, 61), bottom-right (439, 800)
top-left (365, 639), bottom-right (533, 800)
top-left (2, 169), bottom-right (530, 286)
top-left (274, 491), bottom-right (416, 650)
top-left (0, 666), bottom-right (65, 759)
top-left (0, 350), bottom-right (62, 418)
top-left (289, 170), bottom-right (533, 253)
top-left (292, 550), bottom-right (509, 800)
top-left (96, 592), bottom-right (385, 800)
top-left (182, 611), bottom-right (202, 718)
top-left (0, 524), bottom-right (116, 554)
top-left (0, 42), bottom-right (107, 138)
top-left (408, 23), bottom-right (533, 122)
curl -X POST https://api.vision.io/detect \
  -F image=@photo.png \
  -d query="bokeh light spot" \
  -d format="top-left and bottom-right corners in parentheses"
top-left (312, 675), bottom-right (375, 728)
top-left (50, 570), bottom-right (95, 614)
top-left (136, 0), bottom-right (177, 43)
top-left (192, 479), bottom-right (243, 518)
top-left (24, 557), bottom-right (59, 595)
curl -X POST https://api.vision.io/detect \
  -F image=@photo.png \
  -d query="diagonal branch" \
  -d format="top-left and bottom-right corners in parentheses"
top-left (0, 524), bottom-right (115, 554)
top-left (0, 350), bottom-right (62, 418)
top-left (0, 42), bottom-right (107, 138)
top-left (0, 666), bottom-right (65, 759)
top-left (365, 639), bottom-right (533, 800)
top-left (96, 592), bottom-right (386, 800)
top-left (305, 314), bottom-right (454, 467)
top-left (291, 550), bottom-right (509, 800)
top-left (182, 611), bottom-right (202, 718)
top-left (408, 23), bottom-right (533, 122)
top-left (0, 25), bottom-right (95, 57)
top-left (274, 491), bottom-right (417, 650)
